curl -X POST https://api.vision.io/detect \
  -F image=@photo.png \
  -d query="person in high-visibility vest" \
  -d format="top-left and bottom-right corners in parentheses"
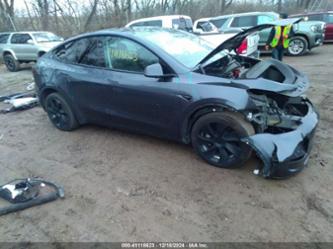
top-left (265, 14), bottom-right (293, 61)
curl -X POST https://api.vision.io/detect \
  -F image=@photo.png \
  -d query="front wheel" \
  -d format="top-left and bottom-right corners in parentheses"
top-left (191, 112), bottom-right (255, 168)
top-left (287, 36), bottom-right (308, 56)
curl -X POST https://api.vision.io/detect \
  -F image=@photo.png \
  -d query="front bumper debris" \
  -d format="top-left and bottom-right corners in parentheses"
top-left (242, 100), bottom-right (319, 179)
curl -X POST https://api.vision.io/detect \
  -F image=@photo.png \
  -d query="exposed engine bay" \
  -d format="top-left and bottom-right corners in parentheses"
top-left (202, 54), bottom-right (296, 84)
top-left (202, 55), bottom-right (309, 132)
top-left (246, 92), bottom-right (309, 134)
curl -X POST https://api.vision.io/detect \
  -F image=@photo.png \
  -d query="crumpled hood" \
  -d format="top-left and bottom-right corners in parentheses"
top-left (199, 59), bottom-right (309, 97)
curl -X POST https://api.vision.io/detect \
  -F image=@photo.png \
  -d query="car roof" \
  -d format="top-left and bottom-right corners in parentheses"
top-left (210, 11), bottom-right (279, 20)
top-left (291, 11), bottom-right (333, 16)
top-left (129, 15), bottom-right (191, 22)
top-left (71, 27), bottom-right (186, 40)
top-left (0, 31), bottom-right (53, 35)
top-left (126, 15), bottom-right (192, 26)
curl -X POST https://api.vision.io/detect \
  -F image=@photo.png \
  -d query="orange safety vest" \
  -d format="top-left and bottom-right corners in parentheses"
top-left (270, 25), bottom-right (292, 49)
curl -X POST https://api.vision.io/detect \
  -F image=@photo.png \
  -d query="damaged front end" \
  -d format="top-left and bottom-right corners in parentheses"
top-left (242, 92), bottom-right (319, 178)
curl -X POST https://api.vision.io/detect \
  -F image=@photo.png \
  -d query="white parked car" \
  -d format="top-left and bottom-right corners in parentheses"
top-left (125, 15), bottom-right (193, 32)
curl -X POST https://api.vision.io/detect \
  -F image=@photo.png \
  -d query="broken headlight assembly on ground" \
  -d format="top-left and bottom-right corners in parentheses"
top-left (0, 178), bottom-right (64, 216)
top-left (243, 92), bottom-right (319, 179)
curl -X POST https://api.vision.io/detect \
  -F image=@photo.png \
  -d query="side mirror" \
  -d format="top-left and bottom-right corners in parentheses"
top-left (144, 63), bottom-right (164, 78)
top-left (27, 39), bottom-right (34, 45)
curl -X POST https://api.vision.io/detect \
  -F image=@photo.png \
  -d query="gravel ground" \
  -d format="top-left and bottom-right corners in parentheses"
top-left (0, 45), bottom-right (332, 242)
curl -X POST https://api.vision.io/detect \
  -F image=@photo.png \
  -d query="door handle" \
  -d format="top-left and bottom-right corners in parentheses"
top-left (177, 94), bottom-right (192, 101)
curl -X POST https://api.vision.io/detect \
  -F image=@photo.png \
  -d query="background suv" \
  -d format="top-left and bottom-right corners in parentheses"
top-left (290, 11), bottom-right (333, 42)
top-left (0, 32), bottom-right (63, 72)
top-left (207, 12), bottom-right (325, 56)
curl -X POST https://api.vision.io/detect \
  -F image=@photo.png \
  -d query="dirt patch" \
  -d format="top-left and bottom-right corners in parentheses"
top-left (0, 46), bottom-right (332, 242)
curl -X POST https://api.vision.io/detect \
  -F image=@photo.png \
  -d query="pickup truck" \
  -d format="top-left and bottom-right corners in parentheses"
top-left (0, 31), bottom-right (63, 72)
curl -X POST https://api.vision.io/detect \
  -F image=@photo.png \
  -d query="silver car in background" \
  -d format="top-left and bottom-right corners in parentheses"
top-left (0, 32), bottom-right (63, 72)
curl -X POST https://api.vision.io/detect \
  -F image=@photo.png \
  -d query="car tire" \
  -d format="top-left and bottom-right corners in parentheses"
top-left (191, 111), bottom-right (255, 168)
top-left (45, 92), bottom-right (79, 131)
top-left (4, 54), bottom-right (20, 72)
top-left (287, 36), bottom-right (308, 56)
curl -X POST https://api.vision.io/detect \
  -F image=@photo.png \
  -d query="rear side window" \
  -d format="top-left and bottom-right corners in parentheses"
top-left (230, 16), bottom-right (257, 27)
top-left (11, 34), bottom-right (32, 44)
top-left (0, 34), bottom-right (9, 44)
top-left (130, 22), bottom-right (145, 27)
top-left (307, 14), bottom-right (324, 21)
top-left (54, 38), bottom-right (90, 64)
top-left (131, 20), bottom-right (162, 27)
top-left (79, 38), bottom-right (106, 68)
top-left (210, 18), bottom-right (228, 29)
top-left (144, 20), bottom-right (162, 27)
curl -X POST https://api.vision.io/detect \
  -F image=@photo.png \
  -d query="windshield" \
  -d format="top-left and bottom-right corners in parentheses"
top-left (33, 32), bottom-right (62, 43)
top-left (132, 28), bottom-right (227, 68)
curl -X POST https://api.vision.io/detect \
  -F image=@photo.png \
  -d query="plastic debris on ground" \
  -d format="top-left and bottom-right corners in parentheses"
top-left (0, 82), bottom-right (38, 114)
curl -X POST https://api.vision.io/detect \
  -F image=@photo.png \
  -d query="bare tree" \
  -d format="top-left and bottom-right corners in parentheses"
top-left (220, 0), bottom-right (233, 13)
top-left (0, 0), bottom-right (15, 31)
top-left (36, 0), bottom-right (50, 30)
top-left (84, 0), bottom-right (99, 31)
top-left (9, 0), bottom-right (323, 37)
top-left (24, 0), bottom-right (37, 30)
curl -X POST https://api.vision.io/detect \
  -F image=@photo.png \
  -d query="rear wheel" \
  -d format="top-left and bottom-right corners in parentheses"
top-left (191, 112), bottom-right (255, 168)
top-left (4, 54), bottom-right (20, 72)
top-left (287, 36), bottom-right (308, 56)
top-left (45, 93), bottom-right (78, 131)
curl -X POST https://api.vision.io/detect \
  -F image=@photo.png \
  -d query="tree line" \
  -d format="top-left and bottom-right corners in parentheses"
top-left (0, 0), bottom-right (327, 37)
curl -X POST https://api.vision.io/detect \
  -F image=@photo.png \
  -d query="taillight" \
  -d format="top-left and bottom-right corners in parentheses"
top-left (237, 38), bottom-right (247, 55)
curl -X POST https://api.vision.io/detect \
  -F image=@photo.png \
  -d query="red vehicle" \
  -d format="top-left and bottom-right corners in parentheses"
top-left (291, 11), bottom-right (333, 42)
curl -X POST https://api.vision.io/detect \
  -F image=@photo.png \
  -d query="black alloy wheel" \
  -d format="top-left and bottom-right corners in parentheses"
top-left (191, 112), bottom-right (255, 168)
top-left (45, 93), bottom-right (78, 131)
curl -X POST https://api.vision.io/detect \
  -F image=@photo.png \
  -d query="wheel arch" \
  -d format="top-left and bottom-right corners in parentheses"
top-left (181, 102), bottom-right (241, 144)
top-left (39, 87), bottom-right (57, 109)
top-left (40, 87), bottom-right (87, 125)
top-left (2, 50), bottom-right (17, 60)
